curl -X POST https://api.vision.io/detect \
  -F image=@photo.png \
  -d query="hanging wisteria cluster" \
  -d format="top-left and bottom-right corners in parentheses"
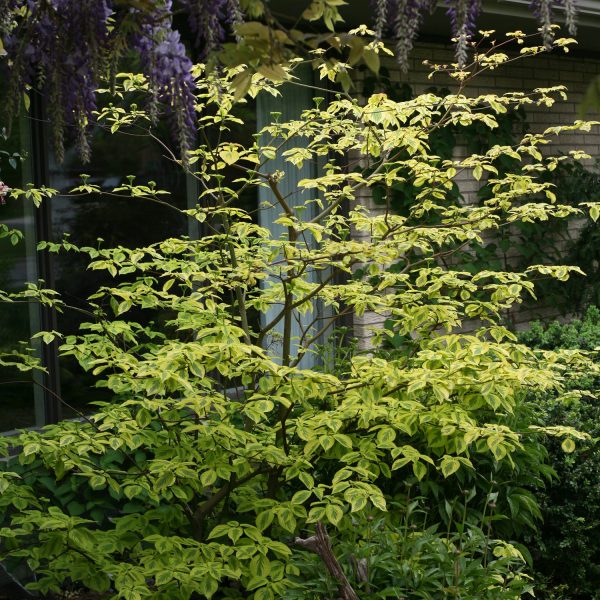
top-left (134, 0), bottom-right (197, 157)
top-left (181, 0), bottom-right (244, 56)
top-left (531, 0), bottom-right (578, 47)
top-left (373, 1), bottom-right (437, 72)
top-left (0, 0), bottom-right (243, 162)
top-left (372, 0), bottom-right (578, 70)
top-left (1, 0), bottom-right (112, 162)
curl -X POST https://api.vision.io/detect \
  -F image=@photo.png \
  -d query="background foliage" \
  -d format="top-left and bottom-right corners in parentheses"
top-left (363, 68), bottom-right (600, 315)
top-left (518, 308), bottom-right (600, 599)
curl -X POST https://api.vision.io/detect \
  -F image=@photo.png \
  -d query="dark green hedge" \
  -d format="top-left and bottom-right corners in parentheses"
top-left (519, 307), bottom-right (600, 599)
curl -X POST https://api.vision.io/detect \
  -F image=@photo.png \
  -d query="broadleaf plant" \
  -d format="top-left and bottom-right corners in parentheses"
top-left (0, 33), bottom-right (598, 599)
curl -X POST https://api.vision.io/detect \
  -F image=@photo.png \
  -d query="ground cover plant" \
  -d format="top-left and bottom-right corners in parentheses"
top-left (0, 32), bottom-right (598, 599)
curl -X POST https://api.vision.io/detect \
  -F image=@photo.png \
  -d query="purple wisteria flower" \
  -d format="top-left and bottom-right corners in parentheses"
top-left (560, 0), bottom-right (578, 35)
top-left (372, 0), bottom-right (577, 69)
top-left (135, 10), bottom-right (197, 157)
top-left (531, 0), bottom-right (577, 47)
top-left (0, 0), bottom-right (581, 163)
top-left (1, 0), bottom-right (112, 162)
top-left (0, 0), bottom-right (241, 163)
top-left (530, 0), bottom-right (556, 47)
top-left (444, 0), bottom-right (482, 65)
top-left (371, 0), bottom-right (437, 72)
top-left (0, 181), bottom-right (10, 205)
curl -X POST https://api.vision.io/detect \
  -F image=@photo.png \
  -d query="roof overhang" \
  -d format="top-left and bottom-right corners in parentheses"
top-left (497, 0), bottom-right (600, 20)
top-left (270, 0), bottom-right (600, 54)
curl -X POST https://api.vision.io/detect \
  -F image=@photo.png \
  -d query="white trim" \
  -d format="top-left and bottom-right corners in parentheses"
top-left (496, 0), bottom-right (600, 19)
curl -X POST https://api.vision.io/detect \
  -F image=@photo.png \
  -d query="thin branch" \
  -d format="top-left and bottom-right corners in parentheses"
top-left (295, 522), bottom-right (360, 600)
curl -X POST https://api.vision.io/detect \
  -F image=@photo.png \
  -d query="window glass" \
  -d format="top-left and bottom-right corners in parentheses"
top-left (256, 67), bottom-right (324, 368)
top-left (0, 114), bottom-right (43, 431)
top-left (46, 124), bottom-right (189, 415)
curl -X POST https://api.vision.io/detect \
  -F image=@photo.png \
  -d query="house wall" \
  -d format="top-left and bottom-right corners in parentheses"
top-left (352, 40), bottom-right (600, 349)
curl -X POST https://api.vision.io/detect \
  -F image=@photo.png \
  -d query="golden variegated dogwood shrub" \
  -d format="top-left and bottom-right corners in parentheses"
top-left (0, 35), bottom-right (597, 600)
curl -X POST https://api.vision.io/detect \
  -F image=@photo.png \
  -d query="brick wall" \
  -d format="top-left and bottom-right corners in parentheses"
top-left (352, 41), bottom-right (600, 348)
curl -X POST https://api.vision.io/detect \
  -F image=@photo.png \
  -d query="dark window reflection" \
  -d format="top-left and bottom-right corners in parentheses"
top-left (47, 125), bottom-right (190, 415)
top-left (0, 114), bottom-right (42, 431)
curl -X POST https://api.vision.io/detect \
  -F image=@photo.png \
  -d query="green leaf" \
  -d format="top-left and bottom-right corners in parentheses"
top-left (291, 490), bottom-right (311, 505)
top-left (254, 587), bottom-right (275, 600)
top-left (440, 456), bottom-right (461, 478)
top-left (370, 494), bottom-right (387, 512)
top-left (256, 510), bottom-right (274, 532)
top-left (250, 553), bottom-right (271, 578)
top-left (200, 470), bottom-right (217, 487)
top-left (412, 461), bottom-right (427, 481)
top-left (154, 570), bottom-right (173, 586)
top-left (197, 576), bottom-right (218, 598)
top-left (23, 443), bottom-right (40, 456)
top-left (228, 527), bottom-right (243, 543)
top-left (298, 472), bottom-right (314, 490)
top-left (277, 508), bottom-right (297, 533)
top-left (363, 49), bottom-right (380, 74)
top-left (135, 408), bottom-right (151, 428)
top-left (376, 427), bottom-right (396, 447)
top-left (89, 475), bottom-right (107, 490)
top-left (325, 503), bottom-right (343, 526)
top-left (69, 528), bottom-right (96, 551)
top-left (155, 471), bottom-right (175, 490)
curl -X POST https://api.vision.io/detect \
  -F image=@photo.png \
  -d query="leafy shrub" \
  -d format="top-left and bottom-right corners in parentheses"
top-left (519, 308), bottom-right (600, 599)
top-left (520, 305), bottom-right (600, 351)
top-left (366, 69), bottom-right (600, 315)
top-left (0, 37), bottom-right (596, 599)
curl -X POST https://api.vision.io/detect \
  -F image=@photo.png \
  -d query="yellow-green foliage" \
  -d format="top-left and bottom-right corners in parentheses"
top-left (0, 36), bottom-right (597, 599)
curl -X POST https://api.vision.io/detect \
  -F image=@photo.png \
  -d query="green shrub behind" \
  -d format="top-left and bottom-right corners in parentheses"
top-left (519, 307), bottom-right (600, 599)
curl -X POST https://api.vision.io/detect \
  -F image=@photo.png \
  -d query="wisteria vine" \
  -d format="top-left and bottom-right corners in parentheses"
top-left (134, 0), bottom-right (197, 158)
top-left (1, 0), bottom-right (112, 162)
top-left (181, 0), bottom-right (244, 56)
top-left (530, 0), bottom-right (578, 47)
top-left (0, 0), bottom-right (243, 162)
top-left (372, 0), bottom-right (578, 69)
top-left (0, 0), bottom-right (580, 163)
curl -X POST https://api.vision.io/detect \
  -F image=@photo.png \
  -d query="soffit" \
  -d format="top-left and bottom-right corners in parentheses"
top-left (270, 0), bottom-right (600, 54)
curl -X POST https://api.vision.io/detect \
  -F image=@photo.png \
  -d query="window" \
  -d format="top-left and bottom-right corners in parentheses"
top-left (0, 106), bottom-right (43, 431)
top-left (257, 65), bottom-right (328, 369)
top-left (0, 65), bottom-right (323, 431)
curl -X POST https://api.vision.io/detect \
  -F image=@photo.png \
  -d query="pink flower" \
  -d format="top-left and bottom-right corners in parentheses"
top-left (0, 181), bottom-right (11, 205)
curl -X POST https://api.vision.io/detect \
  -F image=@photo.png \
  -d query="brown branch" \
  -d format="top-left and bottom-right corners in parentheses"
top-left (295, 522), bottom-right (360, 600)
top-left (192, 466), bottom-right (266, 540)
top-left (257, 272), bottom-right (335, 345)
